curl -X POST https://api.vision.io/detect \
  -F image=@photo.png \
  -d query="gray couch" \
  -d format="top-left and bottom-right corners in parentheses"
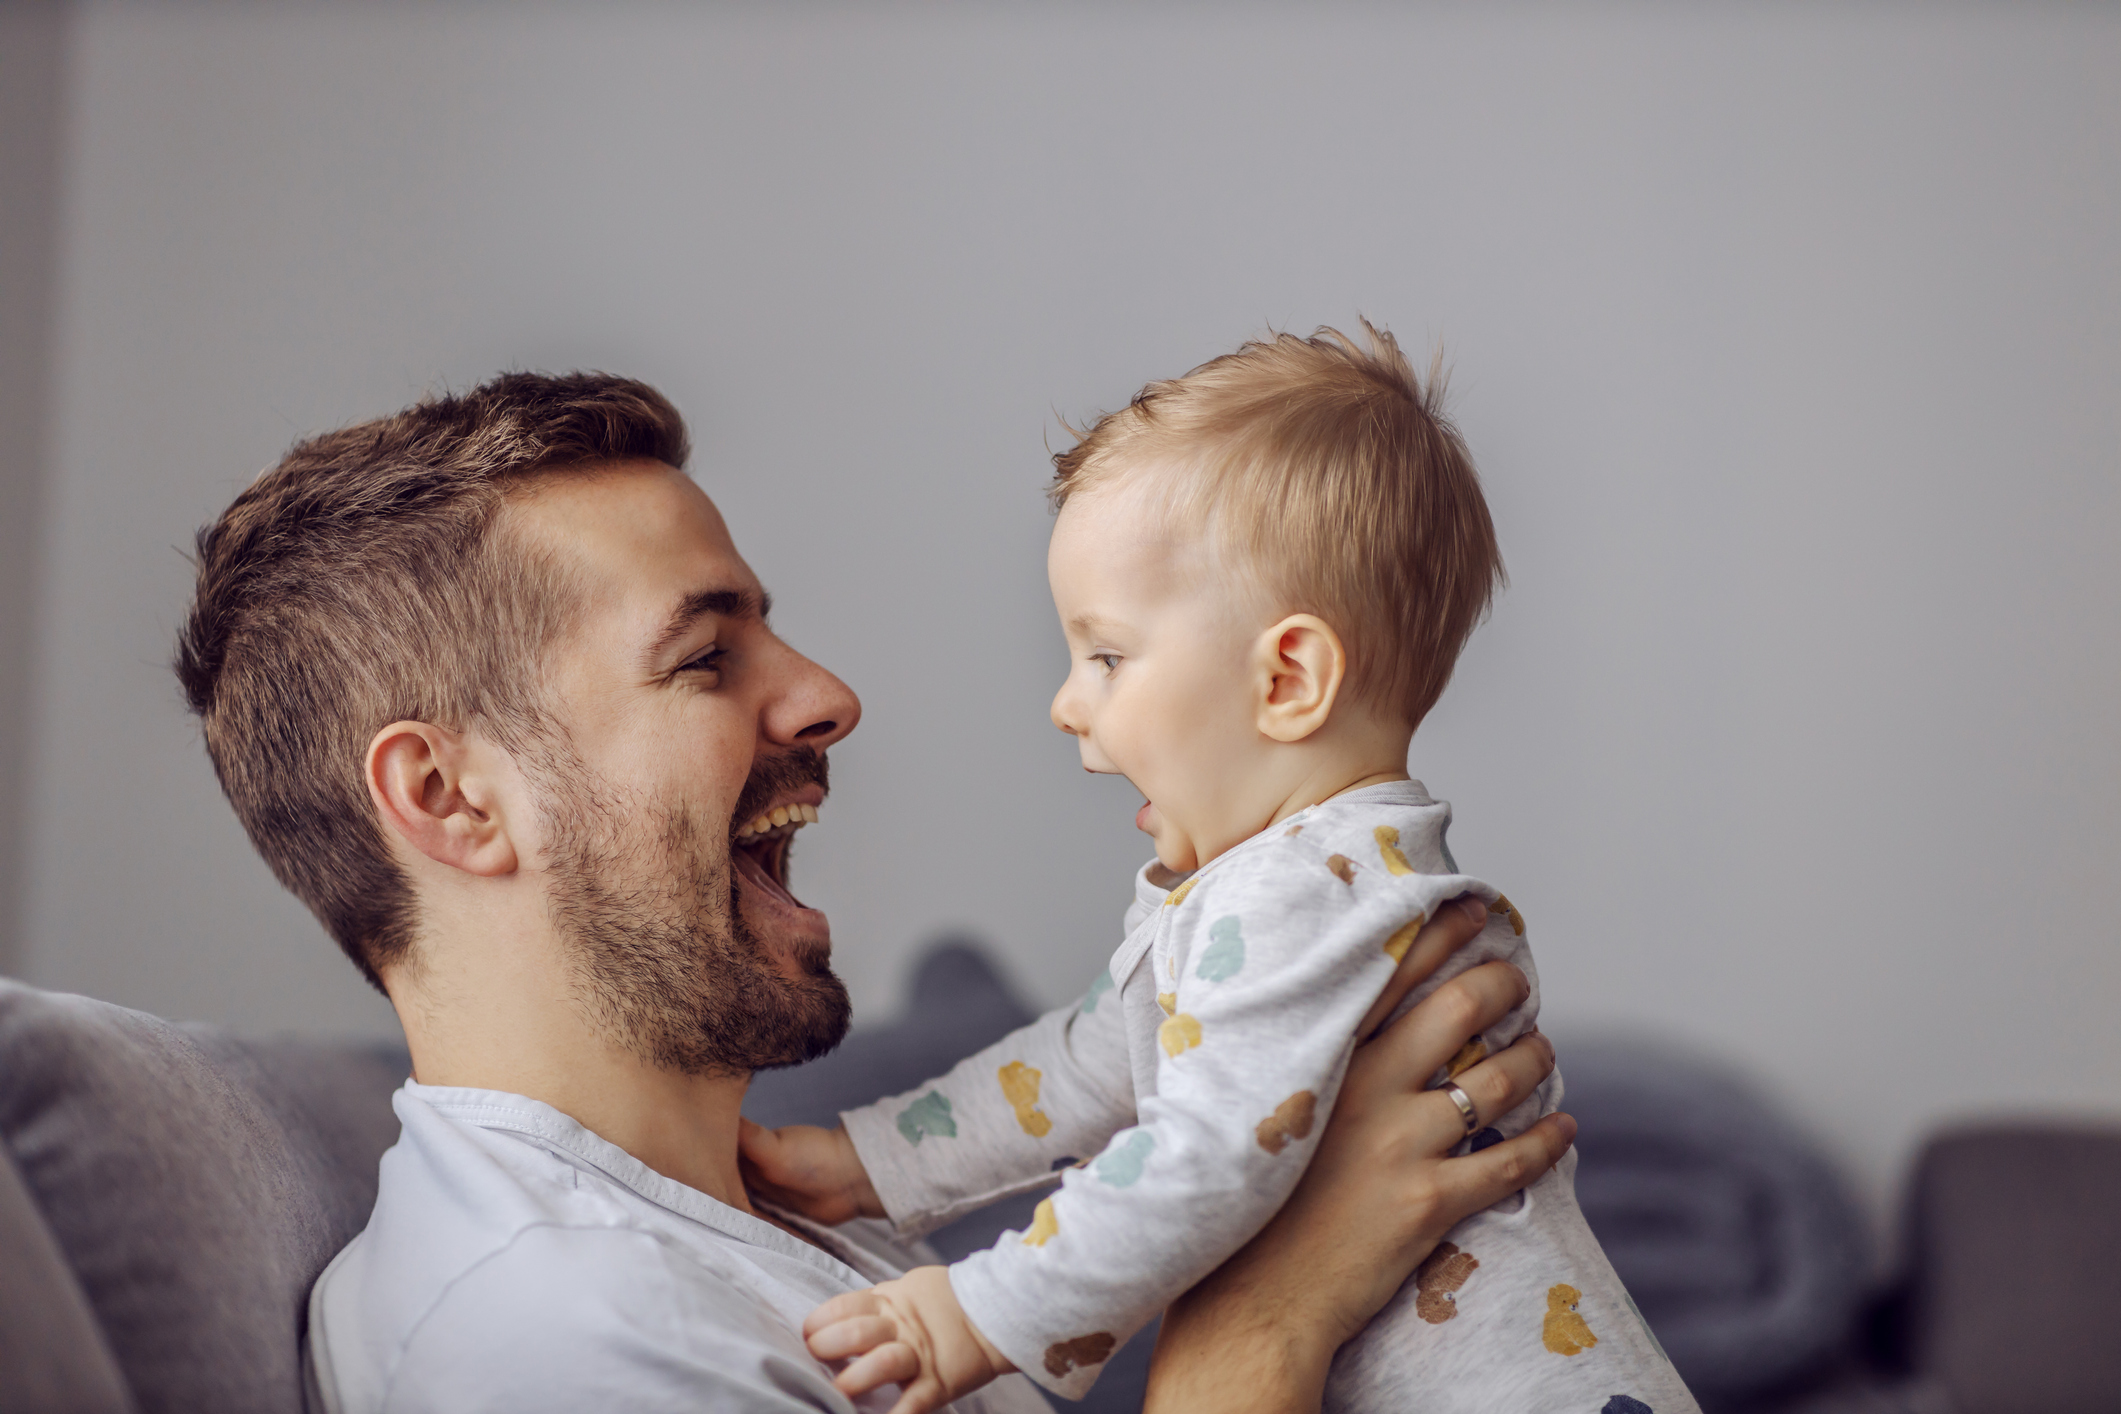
top-left (4, 949), bottom-right (2116, 1414)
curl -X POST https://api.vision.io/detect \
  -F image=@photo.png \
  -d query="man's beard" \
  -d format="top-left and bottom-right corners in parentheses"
top-left (535, 745), bottom-right (850, 1077)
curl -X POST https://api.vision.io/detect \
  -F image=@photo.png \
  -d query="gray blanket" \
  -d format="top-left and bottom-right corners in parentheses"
top-left (1560, 1038), bottom-right (1871, 1405)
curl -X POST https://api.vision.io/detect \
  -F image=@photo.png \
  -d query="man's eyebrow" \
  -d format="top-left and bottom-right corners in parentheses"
top-left (645, 586), bottom-right (772, 666)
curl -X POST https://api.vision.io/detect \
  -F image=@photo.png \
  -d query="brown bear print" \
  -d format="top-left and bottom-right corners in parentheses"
top-left (1326, 854), bottom-right (1358, 885)
top-left (1254, 1091), bottom-right (1318, 1154)
top-left (1043, 1332), bottom-right (1118, 1379)
top-left (1414, 1242), bottom-right (1480, 1323)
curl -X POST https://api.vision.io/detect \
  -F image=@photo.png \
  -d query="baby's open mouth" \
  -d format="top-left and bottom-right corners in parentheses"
top-left (730, 802), bottom-right (819, 908)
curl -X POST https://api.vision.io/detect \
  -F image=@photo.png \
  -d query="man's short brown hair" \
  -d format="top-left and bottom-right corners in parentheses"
top-left (175, 372), bottom-right (689, 989)
top-left (1050, 321), bottom-right (1504, 728)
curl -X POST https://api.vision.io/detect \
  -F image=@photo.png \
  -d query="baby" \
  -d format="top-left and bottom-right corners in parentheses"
top-left (743, 324), bottom-right (1695, 1414)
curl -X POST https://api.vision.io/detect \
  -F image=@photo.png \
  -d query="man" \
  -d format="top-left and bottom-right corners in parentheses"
top-left (177, 373), bottom-right (1567, 1411)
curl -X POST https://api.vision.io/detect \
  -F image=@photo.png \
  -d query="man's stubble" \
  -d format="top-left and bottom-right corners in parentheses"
top-left (535, 744), bottom-right (851, 1078)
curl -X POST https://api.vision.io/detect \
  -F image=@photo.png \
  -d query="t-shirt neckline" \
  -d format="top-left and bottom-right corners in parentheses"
top-left (405, 1080), bottom-right (885, 1287)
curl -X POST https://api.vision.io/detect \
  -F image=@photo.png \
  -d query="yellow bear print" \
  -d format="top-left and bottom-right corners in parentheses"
top-left (1374, 825), bottom-right (1416, 876)
top-left (1489, 893), bottom-right (1527, 937)
top-left (1159, 1012), bottom-right (1203, 1057)
top-left (997, 1061), bottom-right (1053, 1138)
top-left (1156, 991), bottom-right (1176, 1016)
top-left (1383, 913), bottom-right (1427, 962)
top-left (1543, 1284), bottom-right (1598, 1355)
top-left (1022, 1197), bottom-right (1059, 1247)
top-left (1446, 1038), bottom-right (1486, 1080)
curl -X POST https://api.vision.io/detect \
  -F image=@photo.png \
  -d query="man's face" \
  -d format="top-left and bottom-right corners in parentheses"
top-left (506, 460), bottom-right (861, 1074)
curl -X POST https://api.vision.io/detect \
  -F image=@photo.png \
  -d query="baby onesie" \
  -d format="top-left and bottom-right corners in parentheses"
top-left (841, 781), bottom-right (1695, 1413)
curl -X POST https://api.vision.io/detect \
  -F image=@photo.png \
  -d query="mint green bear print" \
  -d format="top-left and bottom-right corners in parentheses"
top-left (1093, 1129), bottom-right (1155, 1187)
top-left (896, 1090), bottom-right (957, 1144)
top-left (1080, 968), bottom-right (1115, 1014)
top-left (1197, 916), bottom-right (1245, 982)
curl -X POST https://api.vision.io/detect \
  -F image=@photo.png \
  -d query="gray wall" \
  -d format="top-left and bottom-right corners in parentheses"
top-left (12, 2), bottom-right (2119, 1220)
top-left (0, 0), bottom-right (67, 978)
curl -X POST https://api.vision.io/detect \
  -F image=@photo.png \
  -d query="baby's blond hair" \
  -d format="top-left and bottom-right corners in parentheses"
top-left (1050, 321), bottom-right (1504, 729)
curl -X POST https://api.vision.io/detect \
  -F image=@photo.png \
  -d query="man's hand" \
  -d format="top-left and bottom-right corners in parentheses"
top-left (738, 1120), bottom-right (884, 1226)
top-left (804, 1265), bottom-right (1016, 1414)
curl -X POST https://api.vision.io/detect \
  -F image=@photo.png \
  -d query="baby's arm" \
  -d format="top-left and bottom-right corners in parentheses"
top-left (947, 842), bottom-right (1500, 1399)
top-left (755, 964), bottom-right (1136, 1237)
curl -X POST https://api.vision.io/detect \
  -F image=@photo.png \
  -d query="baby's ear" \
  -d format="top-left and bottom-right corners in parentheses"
top-left (1254, 614), bottom-right (1345, 743)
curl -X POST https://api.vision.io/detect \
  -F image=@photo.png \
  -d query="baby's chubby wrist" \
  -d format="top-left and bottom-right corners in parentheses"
top-left (829, 1123), bottom-right (887, 1220)
top-left (736, 1118), bottom-right (886, 1223)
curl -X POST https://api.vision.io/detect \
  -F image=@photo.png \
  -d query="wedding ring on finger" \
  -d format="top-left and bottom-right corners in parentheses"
top-left (1441, 1082), bottom-right (1480, 1137)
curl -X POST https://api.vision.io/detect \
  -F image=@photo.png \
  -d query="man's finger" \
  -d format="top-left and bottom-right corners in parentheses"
top-left (1445, 1028), bottom-right (1555, 1133)
top-left (1357, 959), bottom-right (1529, 1087)
top-left (1354, 895), bottom-right (1489, 1043)
top-left (1348, 894), bottom-right (1484, 1038)
top-left (1434, 1112), bottom-right (1576, 1211)
top-left (834, 1342), bottom-right (919, 1396)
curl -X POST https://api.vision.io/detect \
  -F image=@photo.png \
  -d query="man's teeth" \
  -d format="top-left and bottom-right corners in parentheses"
top-left (735, 803), bottom-right (820, 840)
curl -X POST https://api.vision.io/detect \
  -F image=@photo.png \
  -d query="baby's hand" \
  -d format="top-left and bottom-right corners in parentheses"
top-left (738, 1119), bottom-right (883, 1226)
top-left (804, 1266), bottom-right (1015, 1414)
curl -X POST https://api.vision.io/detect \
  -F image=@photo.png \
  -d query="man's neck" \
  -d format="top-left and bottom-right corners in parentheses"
top-left (384, 920), bottom-right (759, 1215)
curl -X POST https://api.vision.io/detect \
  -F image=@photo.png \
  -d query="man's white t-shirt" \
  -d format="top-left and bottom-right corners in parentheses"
top-left (306, 1082), bottom-right (1052, 1414)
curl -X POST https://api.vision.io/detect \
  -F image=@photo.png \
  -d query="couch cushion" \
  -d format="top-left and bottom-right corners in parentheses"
top-left (0, 979), bottom-right (408, 1414)
top-left (1906, 1123), bottom-right (2121, 1414)
top-left (1561, 1038), bottom-right (1871, 1405)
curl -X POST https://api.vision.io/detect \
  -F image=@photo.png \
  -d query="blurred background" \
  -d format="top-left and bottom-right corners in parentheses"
top-left (1, 0), bottom-right (2115, 1299)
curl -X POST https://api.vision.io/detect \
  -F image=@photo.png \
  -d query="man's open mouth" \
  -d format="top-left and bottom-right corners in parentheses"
top-left (730, 797), bottom-right (821, 910)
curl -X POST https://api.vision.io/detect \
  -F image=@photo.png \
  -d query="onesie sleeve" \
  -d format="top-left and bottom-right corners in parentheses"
top-left (840, 965), bottom-right (1136, 1238)
top-left (946, 837), bottom-right (1501, 1399)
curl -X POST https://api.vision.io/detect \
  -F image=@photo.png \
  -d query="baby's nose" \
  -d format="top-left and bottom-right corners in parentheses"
top-left (1049, 686), bottom-right (1084, 736)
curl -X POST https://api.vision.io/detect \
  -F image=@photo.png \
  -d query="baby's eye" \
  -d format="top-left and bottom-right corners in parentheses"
top-left (1091, 653), bottom-right (1122, 674)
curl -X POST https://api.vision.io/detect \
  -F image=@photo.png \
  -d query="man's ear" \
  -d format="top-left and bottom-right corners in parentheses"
top-left (365, 721), bottom-right (519, 877)
top-left (1253, 614), bottom-right (1347, 743)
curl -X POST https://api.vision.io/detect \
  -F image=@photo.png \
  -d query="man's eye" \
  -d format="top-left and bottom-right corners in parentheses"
top-left (680, 646), bottom-right (728, 675)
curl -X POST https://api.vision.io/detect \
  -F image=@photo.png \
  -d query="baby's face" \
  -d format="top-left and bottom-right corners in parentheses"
top-left (1047, 477), bottom-right (1278, 872)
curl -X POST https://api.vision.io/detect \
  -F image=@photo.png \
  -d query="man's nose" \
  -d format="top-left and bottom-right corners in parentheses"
top-left (764, 643), bottom-right (861, 751)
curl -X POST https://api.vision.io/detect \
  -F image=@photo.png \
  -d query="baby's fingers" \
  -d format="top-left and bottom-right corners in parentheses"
top-left (833, 1342), bottom-right (921, 1398)
top-left (808, 1313), bottom-right (902, 1363)
top-left (802, 1289), bottom-right (880, 1339)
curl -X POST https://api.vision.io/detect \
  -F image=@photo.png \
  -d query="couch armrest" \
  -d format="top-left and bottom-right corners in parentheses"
top-left (0, 1140), bottom-right (134, 1414)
